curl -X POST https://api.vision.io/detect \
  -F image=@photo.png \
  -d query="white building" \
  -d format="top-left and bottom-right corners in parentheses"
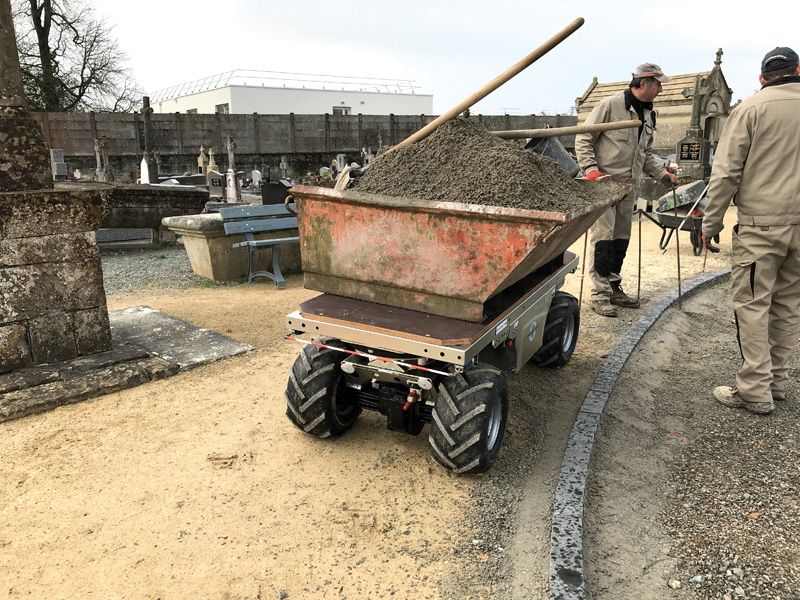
top-left (150, 70), bottom-right (433, 116)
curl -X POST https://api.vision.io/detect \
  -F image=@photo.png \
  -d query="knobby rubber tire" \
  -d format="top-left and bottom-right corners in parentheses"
top-left (429, 365), bottom-right (509, 474)
top-left (285, 337), bottom-right (361, 438)
top-left (531, 291), bottom-right (579, 368)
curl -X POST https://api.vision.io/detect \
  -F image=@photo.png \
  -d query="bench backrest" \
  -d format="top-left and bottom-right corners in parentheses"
top-left (220, 204), bottom-right (298, 236)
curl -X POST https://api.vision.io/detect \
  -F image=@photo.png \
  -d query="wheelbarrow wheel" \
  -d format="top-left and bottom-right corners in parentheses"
top-left (531, 292), bottom-right (580, 368)
top-left (285, 337), bottom-right (361, 438)
top-left (429, 365), bottom-right (508, 474)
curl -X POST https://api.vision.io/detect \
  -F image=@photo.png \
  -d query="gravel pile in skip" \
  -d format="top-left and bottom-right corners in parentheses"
top-left (350, 117), bottom-right (595, 213)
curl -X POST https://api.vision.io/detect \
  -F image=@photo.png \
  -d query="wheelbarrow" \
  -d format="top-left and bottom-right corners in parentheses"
top-left (642, 180), bottom-right (709, 256)
top-left (641, 206), bottom-right (705, 256)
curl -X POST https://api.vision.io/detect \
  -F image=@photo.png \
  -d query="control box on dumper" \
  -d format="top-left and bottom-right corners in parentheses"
top-left (283, 182), bottom-right (629, 473)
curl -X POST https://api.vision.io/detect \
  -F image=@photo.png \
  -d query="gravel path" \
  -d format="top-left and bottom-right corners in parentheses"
top-left (99, 245), bottom-right (235, 295)
top-left (586, 279), bottom-right (800, 599)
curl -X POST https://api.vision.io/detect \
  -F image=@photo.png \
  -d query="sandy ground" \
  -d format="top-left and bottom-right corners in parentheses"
top-left (1, 210), bottom-right (737, 600)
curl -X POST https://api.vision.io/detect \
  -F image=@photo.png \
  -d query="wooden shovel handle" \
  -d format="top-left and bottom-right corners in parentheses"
top-left (391, 17), bottom-right (585, 152)
top-left (492, 119), bottom-right (642, 140)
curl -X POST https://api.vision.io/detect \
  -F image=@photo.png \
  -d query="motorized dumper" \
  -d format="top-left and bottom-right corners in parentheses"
top-left (283, 181), bottom-right (628, 474)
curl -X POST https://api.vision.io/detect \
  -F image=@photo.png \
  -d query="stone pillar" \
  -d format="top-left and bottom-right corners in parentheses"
top-left (0, 0), bottom-right (53, 191)
top-left (141, 96), bottom-right (158, 184)
top-left (0, 0), bottom-right (111, 374)
top-left (224, 135), bottom-right (241, 203)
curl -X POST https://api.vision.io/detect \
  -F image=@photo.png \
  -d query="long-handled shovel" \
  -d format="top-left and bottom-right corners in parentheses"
top-left (335, 17), bottom-right (586, 191)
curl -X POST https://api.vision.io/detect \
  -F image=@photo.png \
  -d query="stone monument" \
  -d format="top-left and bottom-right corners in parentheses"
top-left (0, 0), bottom-right (111, 374)
top-left (197, 146), bottom-right (209, 175)
top-left (224, 135), bottom-right (242, 203)
top-left (141, 96), bottom-right (158, 184)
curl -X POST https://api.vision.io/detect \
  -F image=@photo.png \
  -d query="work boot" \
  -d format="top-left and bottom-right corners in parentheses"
top-left (610, 283), bottom-right (640, 308)
top-left (591, 299), bottom-right (618, 317)
top-left (714, 386), bottom-right (774, 414)
top-left (772, 390), bottom-right (786, 401)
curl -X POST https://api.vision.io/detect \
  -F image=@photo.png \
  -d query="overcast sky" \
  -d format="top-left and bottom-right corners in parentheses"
top-left (99, 0), bottom-right (798, 115)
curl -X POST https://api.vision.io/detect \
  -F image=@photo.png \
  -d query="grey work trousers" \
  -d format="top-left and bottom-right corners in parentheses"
top-left (587, 191), bottom-right (636, 302)
top-left (731, 224), bottom-right (800, 404)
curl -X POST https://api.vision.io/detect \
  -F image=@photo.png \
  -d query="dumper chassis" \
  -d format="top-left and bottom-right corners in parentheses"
top-left (285, 251), bottom-right (580, 474)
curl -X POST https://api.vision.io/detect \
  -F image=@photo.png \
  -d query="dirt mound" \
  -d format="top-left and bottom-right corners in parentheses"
top-left (350, 117), bottom-right (594, 213)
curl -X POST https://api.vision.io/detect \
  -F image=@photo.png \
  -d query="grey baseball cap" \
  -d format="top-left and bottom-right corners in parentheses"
top-left (761, 47), bottom-right (799, 74)
top-left (632, 63), bottom-right (671, 83)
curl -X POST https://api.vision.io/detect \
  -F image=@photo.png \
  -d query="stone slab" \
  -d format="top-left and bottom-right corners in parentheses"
top-left (0, 362), bottom-right (152, 422)
top-left (109, 306), bottom-right (253, 369)
top-left (0, 323), bottom-right (31, 373)
top-left (0, 232), bottom-right (99, 268)
top-left (29, 310), bottom-right (76, 364)
top-left (0, 106), bottom-right (53, 192)
top-left (0, 260), bottom-right (107, 324)
top-left (0, 365), bottom-right (60, 394)
top-left (0, 189), bottom-right (105, 238)
top-left (74, 306), bottom-right (113, 356)
top-left (0, 309), bottom-right (251, 422)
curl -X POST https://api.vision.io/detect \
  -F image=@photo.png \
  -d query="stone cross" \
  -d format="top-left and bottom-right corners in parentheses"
top-left (197, 145), bottom-right (209, 174)
top-left (94, 139), bottom-right (103, 181)
top-left (224, 136), bottom-right (241, 202)
top-left (141, 96), bottom-right (158, 184)
top-left (101, 138), bottom-right (114, 182)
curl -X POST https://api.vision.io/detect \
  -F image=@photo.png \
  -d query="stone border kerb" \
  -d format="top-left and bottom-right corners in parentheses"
top-left (549, 267), bottom-right (732, 600)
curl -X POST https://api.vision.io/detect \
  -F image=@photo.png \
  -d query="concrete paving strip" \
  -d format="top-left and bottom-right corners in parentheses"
top-left (548, 267), bottom-right (731, 600)
top-left (109, 305), bottom-right (253, 369)
top-left (0, 306), bottom-right (253, 423)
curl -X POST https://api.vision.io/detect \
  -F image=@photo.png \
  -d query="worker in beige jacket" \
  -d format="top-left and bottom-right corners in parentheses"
top-left (703, 47), bottom-right (800, 415)
top-left (576, 63), bottom-right (677, 317)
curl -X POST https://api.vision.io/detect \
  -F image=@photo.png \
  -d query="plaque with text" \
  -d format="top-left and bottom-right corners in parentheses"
top-left (680, 142), bottom-right (702, 161)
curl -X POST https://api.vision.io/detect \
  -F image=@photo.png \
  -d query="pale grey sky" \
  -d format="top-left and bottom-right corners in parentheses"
top-left (98, 0), bottom-right (798, 115)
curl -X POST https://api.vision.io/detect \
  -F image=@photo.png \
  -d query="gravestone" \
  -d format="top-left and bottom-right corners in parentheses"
top-left (50, 149), bottom-right (68, 181)
top-left (208, 170), bottom-right (225, 198)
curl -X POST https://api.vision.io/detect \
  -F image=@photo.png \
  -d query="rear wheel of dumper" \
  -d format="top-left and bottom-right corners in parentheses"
top-left (285, 338), bottom-right (361, 438)
top-left (531, 291), bottom-right (579, 368)
top-left (429, 365), bottom-right (509, 474)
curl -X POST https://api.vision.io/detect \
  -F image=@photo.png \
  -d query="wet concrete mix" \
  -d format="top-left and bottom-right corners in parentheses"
top-left (350, 117), bottom-right (595, 213)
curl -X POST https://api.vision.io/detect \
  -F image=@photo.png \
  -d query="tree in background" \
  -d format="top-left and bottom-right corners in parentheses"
top-left (12, 0), bottom-right (141, 112)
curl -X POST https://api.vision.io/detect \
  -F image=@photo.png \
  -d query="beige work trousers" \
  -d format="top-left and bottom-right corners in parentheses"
top-left (587, 191), bottom-right (636, 301)
top-left (731, 224), bottom-right (800, 404)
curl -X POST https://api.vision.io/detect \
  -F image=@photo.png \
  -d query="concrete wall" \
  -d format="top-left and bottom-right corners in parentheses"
top-left (32, 112), bottom-right (578, 183)
top-left (152, 86), bottom-right (434, 116)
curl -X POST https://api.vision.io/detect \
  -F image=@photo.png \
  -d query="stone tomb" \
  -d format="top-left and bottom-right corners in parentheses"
top-left (0, 189), bottom-right (111, 373)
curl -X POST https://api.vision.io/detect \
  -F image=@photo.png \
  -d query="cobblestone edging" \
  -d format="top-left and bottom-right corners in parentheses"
top-left (549, 267), bottom-right (732, 600)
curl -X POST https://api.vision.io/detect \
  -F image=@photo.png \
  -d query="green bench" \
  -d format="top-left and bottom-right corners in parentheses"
top-left (219, 203), bottom-right (299, 287)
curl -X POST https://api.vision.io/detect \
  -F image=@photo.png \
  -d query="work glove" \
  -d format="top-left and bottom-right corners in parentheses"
top-left (661, 169), bottom-right (678, 187)
top-left (584, 169), bottom-right (604, 181)
top-left (702, 234), bottom-right (720, 253)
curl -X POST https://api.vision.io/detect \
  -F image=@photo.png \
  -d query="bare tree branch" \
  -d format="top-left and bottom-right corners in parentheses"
top-left (12, 0), bottom-right (143, 112)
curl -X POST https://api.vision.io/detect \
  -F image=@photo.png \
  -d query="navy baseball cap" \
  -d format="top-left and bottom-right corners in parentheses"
top-left (761, 47), bottom-right (799, 74)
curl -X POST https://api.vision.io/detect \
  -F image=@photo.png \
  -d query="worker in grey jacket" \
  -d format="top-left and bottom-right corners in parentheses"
top-left (703, 47), bottom-right (800, 415)
top-left (576, 63), bottom-right (677, 317)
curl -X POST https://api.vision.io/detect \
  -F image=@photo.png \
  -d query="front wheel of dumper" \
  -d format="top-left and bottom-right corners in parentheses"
top-left (429, 366), bottom-right (509, 474)
top-left (531, 291), bottom-right (579, 368)
top-left (285, 338), bottom-right (361, 438)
